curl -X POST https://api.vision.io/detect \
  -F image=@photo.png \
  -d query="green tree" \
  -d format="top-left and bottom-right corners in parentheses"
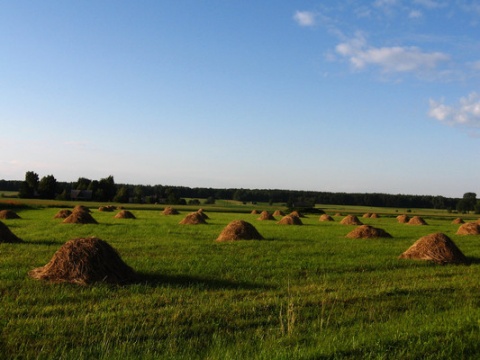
top-left (462, 192), bottom-right (477, 212)
top-left (18, 171), bottom-right (39, 198)
top-left (38, 175), bottom-right (57, 199)
top-left (113, 186), bottom-right (129, 203)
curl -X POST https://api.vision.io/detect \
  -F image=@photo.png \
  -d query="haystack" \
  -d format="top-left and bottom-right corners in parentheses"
top-left (278, 215), bottom-right (303, 225)
top-left (289, 211), bottom-right (304, 218)
top-left (63, 210), bottom-right (98, 224)
top-left (73, 205), bottom-right (90, 213)
top-left (407, 216), bottom-right (427, 225)
top-left (114, 210), bottom-right (136, 219)
top-left (273, 210), bottom-right (285, 216)
top-left (29, 237), bottom-right (136, 285)
top-left (163, 207), bottom-right (179, 215)
top-left (197, 209), bottom-right (209, 219)
top-left (179, 212), bottom-right (207, 225)
top-left (251, 210), bottom-right (260, 215)
top-left (340, 215), bottom-right (363, 225)
top-left (346, 225), bottom-right (392, 239)
top-left (397, 214), bottom-right (410, 223)
top-left (452, 218), bottom-right (464, 224)
top-left (0, 210), bottom-right (21, 219)
top-left (319, 214), bottom-right (334, 222)
top-left (216, 220), bottom-right (263, 242)
top-left (456, 222), bottom-right (480, 235)
top-left (53, 209), bottom-right (72, 219)
top-left (258, 211), bottom-right (275, 221)
top-left (370, 213), bottom-right (380, 219)
top-left (98, 205), bottom-right (115, 212)
top-left (362, 213), bottom-right (372, 218)
top-left (0, 220), bottom-right (23, 243)
top-left (334, 213), bottom-right (342, 217)
top-left (399, 233), bottom-right (467, 265)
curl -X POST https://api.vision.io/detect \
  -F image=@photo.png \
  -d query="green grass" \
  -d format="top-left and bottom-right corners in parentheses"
top-left (1, 207), bottom-right (480, 359)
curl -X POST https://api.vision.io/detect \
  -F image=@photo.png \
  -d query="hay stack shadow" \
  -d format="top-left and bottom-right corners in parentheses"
top-left (0, 220), bottom-right (23, 243)
top-left (0, 210), bottom-right (21, 219)
top-left (29, 237), bottom-right (136, 285)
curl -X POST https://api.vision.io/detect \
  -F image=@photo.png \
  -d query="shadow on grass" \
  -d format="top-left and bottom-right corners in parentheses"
top-left (133, 272), bottom-right (275, 290)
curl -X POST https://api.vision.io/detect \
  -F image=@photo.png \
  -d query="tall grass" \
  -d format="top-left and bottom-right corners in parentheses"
top-left (1, 207), bottom-right (480, 359)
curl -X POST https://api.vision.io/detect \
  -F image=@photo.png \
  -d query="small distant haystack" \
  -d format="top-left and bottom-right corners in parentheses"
top-left (63, 209), bottom-right (98, 224)
top-left (370, 213), bottom-right (380, 219)
top-left (258, 211), bottom-right (275, 221)
top-left (346, 225), bottom-right (392, 239)
top-left (452, 218), bottom-right (464, 224)
top-left (114, 210), bottom-right (136, 219)
top-left (28, 237), bottom-right (136, 285)
top-left (54, 209), bottom-right (72, 219)
top-left (278, 215), bottom-right (303, 225)
top-left (179, 212), bottom-right (207, 225)
top-left (98, 205), bottom-right (115, 212)
top-left (397, 214), bottom-right (410, 223)
top-left (197, 209), bottom-right (209, 219)
top-left (216, 220), bottom-right (263, 242)
top-left (319, 214), bottom-right (334, 222)
top-left (163, 207), bottom-right (179, 215)
top-left (399, 233), bottom-right (467, 265)
top-left (251, 210), bottom-right (260, 215)
top-left (0, 220), bottom-right (23, 243)
top-left (0, 210), bottom-right (21, 219)
top-left (273, 210), bottom-right (285, 216)
top-left (456, 222), bottom-right (480, 235)
top-left (340, 215), bottom-right (363, 225)
top-left (407, 216), bottom-right (427, 225)
top-left (334, 213), bottom-right (342, 217)
top-left (289, 211), bottom-right (304, 218)
top-left (362, 213), bottom-right (372, 218)
top-left (73, 205), bottom-right (90, 213)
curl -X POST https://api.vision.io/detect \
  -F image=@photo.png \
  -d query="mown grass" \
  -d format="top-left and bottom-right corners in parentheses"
top-left (1, 206), bottom-right (480, 359)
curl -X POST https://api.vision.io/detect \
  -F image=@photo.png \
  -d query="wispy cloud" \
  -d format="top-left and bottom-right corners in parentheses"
top-left (409, 10), bottom-right (423, 18)
top-left (335, 32), bottom-right (449, 74)
top-left (413, 0), bottom-right (446, 9)
top-left (293, 11), bottom-right (316, 27)
top-left (429, 92), bottom-right (480, 128)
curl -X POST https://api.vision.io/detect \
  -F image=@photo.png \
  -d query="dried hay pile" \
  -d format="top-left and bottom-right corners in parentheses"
top-left (396, 214), bottom-right (410, 223)
top-left (63, 207), bottom-right (98, 224)
top-left (251, 210), bottom-right (260, 215)
top-left (399, 233), bottom-right (467, 265)
top-left (163, 207), bottom-right (179, 215)
top-left (54, 209), bottom-right (72, 219)
top-left (273, 210), bottom-right (285, 216)
top-left (362, 213), bottom-right (372, 218)
top-left (370, 213), bottom-right (380, 219)
top-left (179, 212), bottom-right (207, 225)
top-left (334, 213), bottom-right (342, 217)
top-left (407, 216), bottom-right (427, 225)
top-left (289, 211), bottom-right (304, 218)
top-left (0, 210), bottom-right (21, 219)
top-left (216, 220), bottom-right (263, 242)
top-left (340, 215), bottom-right (363, 225)
top-left (346, 225), bottom-right (392, 239)
top-left (29, 237), bottom-right (136, 285)
top-left (278, 215), bottom-right (303, 225)
top-left (319, 214), bottom-right (334, 222)
top-left (73, 205), bottom-right (90, 213)
top-left (98, 205), bottom-right (115, 212)
top-left (0, 220), bottom-right (23, 243)
top-left (197, 209), bottom-right (209, 219)
top-left (114, 210), bottom-right (136, 219)
top-left (456, 222), bottom-right (480, 235)
top-left (452, 218), bottom-right (464, 224)
top-left (258, 211), bottom-right (275, 221)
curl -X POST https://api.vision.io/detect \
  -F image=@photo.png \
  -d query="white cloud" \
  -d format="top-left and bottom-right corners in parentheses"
top-left (409, 10), bottom-right (423, 18)
top-left (429, 92), bottom-right (480, 128)
top-left (335, 32), bottom-right (449, 74)
top-left (293, 11), bottom-right (316, 27)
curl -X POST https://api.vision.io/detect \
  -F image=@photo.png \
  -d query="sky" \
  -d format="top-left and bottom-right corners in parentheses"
top-left (1, 1), bottom-right (479, 198)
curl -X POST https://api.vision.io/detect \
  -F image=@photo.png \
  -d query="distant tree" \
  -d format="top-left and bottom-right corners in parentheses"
top-left (456, 199), bottom-right (469, 214)
top-left (38, 175), bottom-right (57, 199)
top-left (204, 196), bottom-right (215, 205)
top-left (98, 176), bottom-right (116, 201)
top-left (463, 192), bottom-right (477, 212)
top-left (113, 186), bottom-right (129, 203)
top-left (18, 171), bottom-right (39, 198)
top-left (474, 200), bottom-right (480, 215)
top-left (188, 199), bottom-right (201, 205)
top-left (133, 186), bottom-right (144, 203)
top-left (75, 177), bottom-right (91, 190)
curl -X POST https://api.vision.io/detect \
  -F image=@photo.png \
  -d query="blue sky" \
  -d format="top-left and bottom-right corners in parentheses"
top-left (1, 1), bottom-right (479, 197)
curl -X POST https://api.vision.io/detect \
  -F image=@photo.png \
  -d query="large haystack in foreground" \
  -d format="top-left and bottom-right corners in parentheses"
top-left (114, 210), bottom-right (136, 219)
top-left (456, 222), bottom-right (480, 235)
top-left (407, 216), bottom-right (427, 225)
top-left (340, 215), bottom-right (363, 225)
top-left (278, 215), bottom-right (303, 225)
top-left (216, 220), bottom-right (264, 242)
top-left (179, 212), bottom-right (207, 225)
top-left (54, 209), bottom-right (72, 219)
top-left (319, 214), bottom-right (334, 222)
top-left (63, 209), bottom-right (98, 224)
top-left (346, 225), bottom-right (392, 239)
top-left (257, 211), bottom-right (275, 221)
top-left (397, 214), bottom-right (410, 223)
top-left (0, 210), bottom-right (21, 219)
top-left (399, 233), bottom-right (467, 265)
top-left (162, 207), bottom-right (179, 215)
top-left (29, 237), bottom-right (136, 285)
top-left (0, 220), bottom-right (23, 243)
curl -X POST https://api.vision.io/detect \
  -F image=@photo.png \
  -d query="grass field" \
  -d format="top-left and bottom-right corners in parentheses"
top-left (1, 203), bottom-right (480, 359)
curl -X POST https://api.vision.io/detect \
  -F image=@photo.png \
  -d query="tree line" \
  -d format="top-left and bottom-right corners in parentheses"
top-left (1, 172), bottom-right (479, 213)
